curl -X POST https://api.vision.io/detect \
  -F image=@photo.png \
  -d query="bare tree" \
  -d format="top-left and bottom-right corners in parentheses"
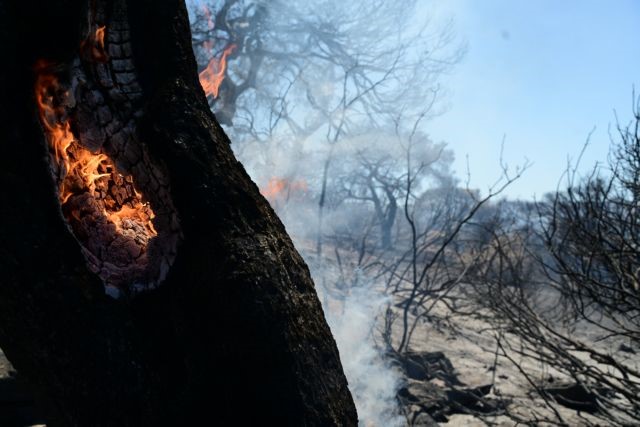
top-left (325, 129), bottom-right (454, 250)
top-left (469, 103), bottom-right (640, 425)
top-left (342, 124), bottom-right (531, 355)
top-left (188, 0), bottom-right (465, 260)
top-left (189, 0), bottom-right (462, 134)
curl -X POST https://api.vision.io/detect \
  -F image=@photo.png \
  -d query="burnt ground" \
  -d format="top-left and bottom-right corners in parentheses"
top-left (394, 298), bottom-right (637, 426)
top-left (0, 302), bottom-right (633, 427)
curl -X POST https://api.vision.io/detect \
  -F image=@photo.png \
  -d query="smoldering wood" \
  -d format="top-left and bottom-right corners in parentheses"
top-left (0, 0), bottom-right (357, 425)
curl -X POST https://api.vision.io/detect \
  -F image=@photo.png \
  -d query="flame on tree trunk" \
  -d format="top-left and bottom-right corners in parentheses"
top-left (0, 0), bottom-right (357, 426)
top-left (33, 18), bottom-right (181, 297)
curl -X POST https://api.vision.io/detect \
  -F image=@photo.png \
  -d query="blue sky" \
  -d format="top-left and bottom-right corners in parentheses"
top-left (424, 0), bottom-right (640, 199)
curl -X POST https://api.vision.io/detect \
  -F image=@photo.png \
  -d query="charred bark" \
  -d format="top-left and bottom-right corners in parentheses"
top-left (0, 1), bottom-right (357, 426)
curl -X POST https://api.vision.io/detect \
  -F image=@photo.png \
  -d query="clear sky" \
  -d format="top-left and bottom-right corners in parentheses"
top-left (424, 0), bottom-right (640, 199)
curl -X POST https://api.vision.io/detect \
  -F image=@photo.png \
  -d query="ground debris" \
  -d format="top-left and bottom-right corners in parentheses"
top-left (394, 351), bottom-right (506, 423)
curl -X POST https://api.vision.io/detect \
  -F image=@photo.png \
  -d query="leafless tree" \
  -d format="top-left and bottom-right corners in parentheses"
top-left (468, 102), bottom-right (640, 425)
top-left (189, 0), bottom-right (462, 133)
top-left (188, 0), bottom-right (465, 259)
top-left (344, 123), bottom-right (531, 355)
top-left (325, 129), bottom-right (454, 250)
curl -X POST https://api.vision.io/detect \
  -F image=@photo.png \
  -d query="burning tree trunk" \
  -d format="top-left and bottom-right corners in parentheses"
top-left (0, 1), bottom-right (357, 426)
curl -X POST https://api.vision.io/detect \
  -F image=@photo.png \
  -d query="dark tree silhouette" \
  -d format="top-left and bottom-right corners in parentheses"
top-left (0, 1), bottom-right (356, 426)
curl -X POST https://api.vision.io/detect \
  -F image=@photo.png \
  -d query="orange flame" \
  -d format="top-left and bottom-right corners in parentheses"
top-left (95, 26), bottom-right (106, 51)
top-left (34, 61), bottom-right (156, 239)
top-left (262, 178), bottom-right (287, 199)
top-left (80, 25), bottom-right (108, 62)
top-left (261, 177), bottom-right (308, 202)
top-left (34, 63), bottom-right (75, 185)
top-left (199, 44), bottom-right (236, 99)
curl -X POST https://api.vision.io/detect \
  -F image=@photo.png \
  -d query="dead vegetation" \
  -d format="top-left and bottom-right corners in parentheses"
top-left (187, 2), bottom-right (639, 424)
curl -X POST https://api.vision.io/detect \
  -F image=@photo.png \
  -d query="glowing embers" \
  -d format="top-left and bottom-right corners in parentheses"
top-left (34, 62), bottom-right (166, 296)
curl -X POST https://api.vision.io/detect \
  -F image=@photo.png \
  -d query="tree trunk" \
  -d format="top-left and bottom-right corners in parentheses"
top-left (0, 1), bottom-right (357, 426)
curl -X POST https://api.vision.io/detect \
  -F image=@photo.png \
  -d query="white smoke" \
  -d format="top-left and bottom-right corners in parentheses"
top-left (317, 279), bottom-right (405, 426)
top-left (185, 2), bottom-right (447, 423)
top-left (243, 156), bottom-right (408, 425)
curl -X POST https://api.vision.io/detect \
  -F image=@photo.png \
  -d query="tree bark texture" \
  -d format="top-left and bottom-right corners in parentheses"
top-left (0, 1), bottom-right (357, 425)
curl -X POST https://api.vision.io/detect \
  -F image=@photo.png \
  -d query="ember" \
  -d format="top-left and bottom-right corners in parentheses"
top-left (34, 18), bottom-right (180, 296)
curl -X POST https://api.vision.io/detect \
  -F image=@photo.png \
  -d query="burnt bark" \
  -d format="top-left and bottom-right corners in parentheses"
top-left (0, 1), bottom-right (357, 426)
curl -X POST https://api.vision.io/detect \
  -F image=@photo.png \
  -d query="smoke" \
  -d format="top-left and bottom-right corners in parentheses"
top-left (239, 165), bottom-right (407, 424)
top-left (185, 1), bottom-right (461, 424)
top-left (246, 163), bottom-right (407, 424)
top-left (315, 273), bottom-right (405, 426)
top-left (234, 134), bottom-right (410, 424)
